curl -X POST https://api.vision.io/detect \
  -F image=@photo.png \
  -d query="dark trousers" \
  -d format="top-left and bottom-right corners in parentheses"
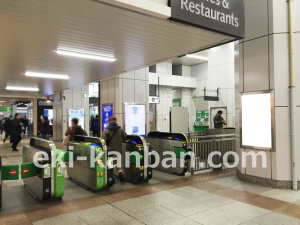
top-left (93, 131), bottom-right (98, 137)
top-left (11, 134), bottom-right (21, 150)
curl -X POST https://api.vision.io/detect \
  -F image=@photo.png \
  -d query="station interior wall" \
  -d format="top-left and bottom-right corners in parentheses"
top-left (99, 68), bottom-right (150, 135)
top-left (52, 85), bottom-right (89, 141)
top-left (235, 0), bottom-right (300, 182)
top-left (149, 42), bottom-right (235, 132)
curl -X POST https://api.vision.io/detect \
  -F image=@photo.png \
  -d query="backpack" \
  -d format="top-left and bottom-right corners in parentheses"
top-left (75, 127), bottom-right (83, 136)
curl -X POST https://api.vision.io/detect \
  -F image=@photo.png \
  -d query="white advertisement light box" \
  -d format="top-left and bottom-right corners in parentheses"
top-left (241, 92), bottom-right (273, 150)
top-left (68, 109), bottom-right (85, 130)
top-left (124, 104), bottom-right (146, 137)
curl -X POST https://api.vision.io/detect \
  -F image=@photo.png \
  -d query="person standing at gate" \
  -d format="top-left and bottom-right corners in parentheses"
top-left (91, 115), bottom-right (99, 137)
top-left (101, 116), bottom-right (127, 182)
top-left (3, 116), bottom-right (12, 143)
top-left (11, 113), bottom-right (22, 151)
top-left (213, 110), bottom-right (227, 129)
top-left (38, 115), bottom-right (50, 140)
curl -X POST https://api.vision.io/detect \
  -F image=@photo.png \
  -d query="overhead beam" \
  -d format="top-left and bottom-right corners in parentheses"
top-left (96, 0), bottom-right (171, 19)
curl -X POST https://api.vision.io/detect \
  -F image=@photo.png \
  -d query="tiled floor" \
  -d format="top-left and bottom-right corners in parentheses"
top-left (1, 137), bottom-right (300, 224)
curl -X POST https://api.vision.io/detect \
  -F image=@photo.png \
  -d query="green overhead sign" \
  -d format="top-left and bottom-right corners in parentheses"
top-left (0, 107), bottom-right (9, 112)
top-left (83, 94), bottom-right (88, 98)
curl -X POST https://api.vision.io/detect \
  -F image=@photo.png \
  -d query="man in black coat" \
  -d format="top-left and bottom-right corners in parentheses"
top-left (11, 113), bottom-right (22, 151)
top-left (3, 116), bottom-right (12, 143)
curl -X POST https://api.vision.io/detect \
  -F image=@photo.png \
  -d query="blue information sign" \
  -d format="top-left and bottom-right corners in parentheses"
top-left (102, 104), bottom-right (113, 131)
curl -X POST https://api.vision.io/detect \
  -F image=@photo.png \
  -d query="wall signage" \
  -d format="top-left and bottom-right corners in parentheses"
top-left (102, 104), bottom-right (113, 132)
top-left (124, 104), bottom-right (146, 137)
top-left (0, 107), bottom-right (9, 112)
top-left (68, 109), bottom-right (85, 129)
top-left (170, 0), bottom-right (245, 38)
top-left (149, 96), bottom-right (159, 104)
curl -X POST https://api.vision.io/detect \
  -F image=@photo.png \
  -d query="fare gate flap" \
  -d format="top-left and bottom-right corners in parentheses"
top-left (1, 165), bottom-right (19, 180)
top-left (21, 163), bottom-right (39, 179)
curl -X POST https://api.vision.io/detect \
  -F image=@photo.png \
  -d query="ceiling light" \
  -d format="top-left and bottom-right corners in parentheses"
top-left (186, 54), bottom-right (209, 61)
top-left (57, 49), bottom-right (116, 62)
top-left (25, 71), bottom-right (69, 79)
top-left (0, 101), bottom-right (5, 103)
top-left (6, 86), bottom-right (39, 91)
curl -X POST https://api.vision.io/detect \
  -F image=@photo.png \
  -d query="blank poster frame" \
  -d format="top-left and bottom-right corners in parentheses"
top-left (240, 90), bottom-right (275, 151)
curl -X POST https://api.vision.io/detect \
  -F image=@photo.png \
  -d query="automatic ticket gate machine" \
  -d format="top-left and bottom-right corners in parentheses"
top-left (66, 136), bottom-right (115, 192)
top-left (0, 156), bottom-right (20, 211)
top-left (22, 138), bottom-right (65, 203)
top-left (145, 132), bottom-right (192, 176)
top-left (122, 135), bottom-right (153, 184)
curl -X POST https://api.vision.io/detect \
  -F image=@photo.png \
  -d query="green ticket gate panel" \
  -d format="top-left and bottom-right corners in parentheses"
top-left (66, 136), bottom-right (114, 192)
top-left (1, 165), bottom-right (19, 180)
top-left (21, 163), bottom-right (39, 179)
top-left (122, 135), bottom-right (153, 184)
top-left (22, 137), bottom-right (65, 203)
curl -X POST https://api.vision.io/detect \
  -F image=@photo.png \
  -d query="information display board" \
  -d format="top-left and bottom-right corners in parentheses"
top-left (124, 104), bottom-right (146, 137)
top-left (195, 110), bottom-right (209, 126)
top-left (102, 104), bottom-right (113, 131)
top-left (44, 109), bottom-right (53, 125)
top-left (241, 92), bottom-right (273, 150)
top-left (68, 109), bottom-right (85, 129)
top-left (210, 107), bottom-right (227, 129)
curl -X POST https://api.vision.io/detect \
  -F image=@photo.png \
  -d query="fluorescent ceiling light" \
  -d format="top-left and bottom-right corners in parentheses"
top-left (186, 54), bottom-right (208, 61)
top-left (6, 86), bottom-right (39, 91)
top-left (57, 49), bottom-right (116, 62)
top-left (25, 71), bottom-right (69, 79)
top-left (0, 101), bottom-right (5, 103)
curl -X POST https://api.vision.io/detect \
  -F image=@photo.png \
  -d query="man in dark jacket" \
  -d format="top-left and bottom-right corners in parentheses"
top-left (11, 113), bottom-right (22, 151)
top-left (101, 116), bottom-right (127, 182)
top-left (213, 110), bottom-right (227, 129)
top-left (3, 116), bottom-right (13, 143)
top-left (91, 115), bottom-right (99, 137)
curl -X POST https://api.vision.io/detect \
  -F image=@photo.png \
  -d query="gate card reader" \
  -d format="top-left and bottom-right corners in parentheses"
top-left (122, 135), bottom-right (153, 184)
top-left (66, 136), bottom-right (114, 192)
top-left (22, 138), bottom-right (65, 203)
top-left (145, 132), bottom-right (192, 176)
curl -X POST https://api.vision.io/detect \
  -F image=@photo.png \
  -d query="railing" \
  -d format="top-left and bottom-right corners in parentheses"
top-left (187, 134), bottom-right (236, 175)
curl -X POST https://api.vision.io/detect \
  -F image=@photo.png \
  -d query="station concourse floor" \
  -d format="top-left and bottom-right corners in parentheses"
top-left (1, 138), bottom-right (300, 225)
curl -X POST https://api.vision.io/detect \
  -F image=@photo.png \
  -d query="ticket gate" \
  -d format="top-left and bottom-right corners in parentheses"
top-left (122, 135), bottom-right (153, 184)
top-left (22, 138), bottom-right (65, 203)
top-left (66, 136), bottom-right (114, 192)
top-left (145, 132), bottom-right (192, 176)
top-left (0, 156), bottom-right (20, 211)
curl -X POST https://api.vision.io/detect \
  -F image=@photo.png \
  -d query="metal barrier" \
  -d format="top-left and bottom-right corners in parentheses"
top-left (187, 134), bottom-right (236, 175)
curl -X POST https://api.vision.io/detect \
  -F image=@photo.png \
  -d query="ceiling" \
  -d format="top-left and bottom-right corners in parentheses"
top-left (0, 0), bottom-right (235, 98)
top-left (169, 50), bottom-right (209, 66)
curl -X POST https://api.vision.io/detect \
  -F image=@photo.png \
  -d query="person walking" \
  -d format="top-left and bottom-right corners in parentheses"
top-left (65, 118), bottom-right (87, 141)
top-left (213, 110), bottom-right (227, 129)
top-left (101, 116), bottom-right (127, 182)
top-left (91, 115), bottom-right (99, 137)
top-left (38, 115), bottom-right (50, 140)
top-left (3, 116), bottom-right (12, 143)
top-left (11, 113), bottom-right (22, 151)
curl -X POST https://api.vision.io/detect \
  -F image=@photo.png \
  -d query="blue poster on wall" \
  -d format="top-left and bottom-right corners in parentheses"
top-left (102, 104), bottom-right (113, 131)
